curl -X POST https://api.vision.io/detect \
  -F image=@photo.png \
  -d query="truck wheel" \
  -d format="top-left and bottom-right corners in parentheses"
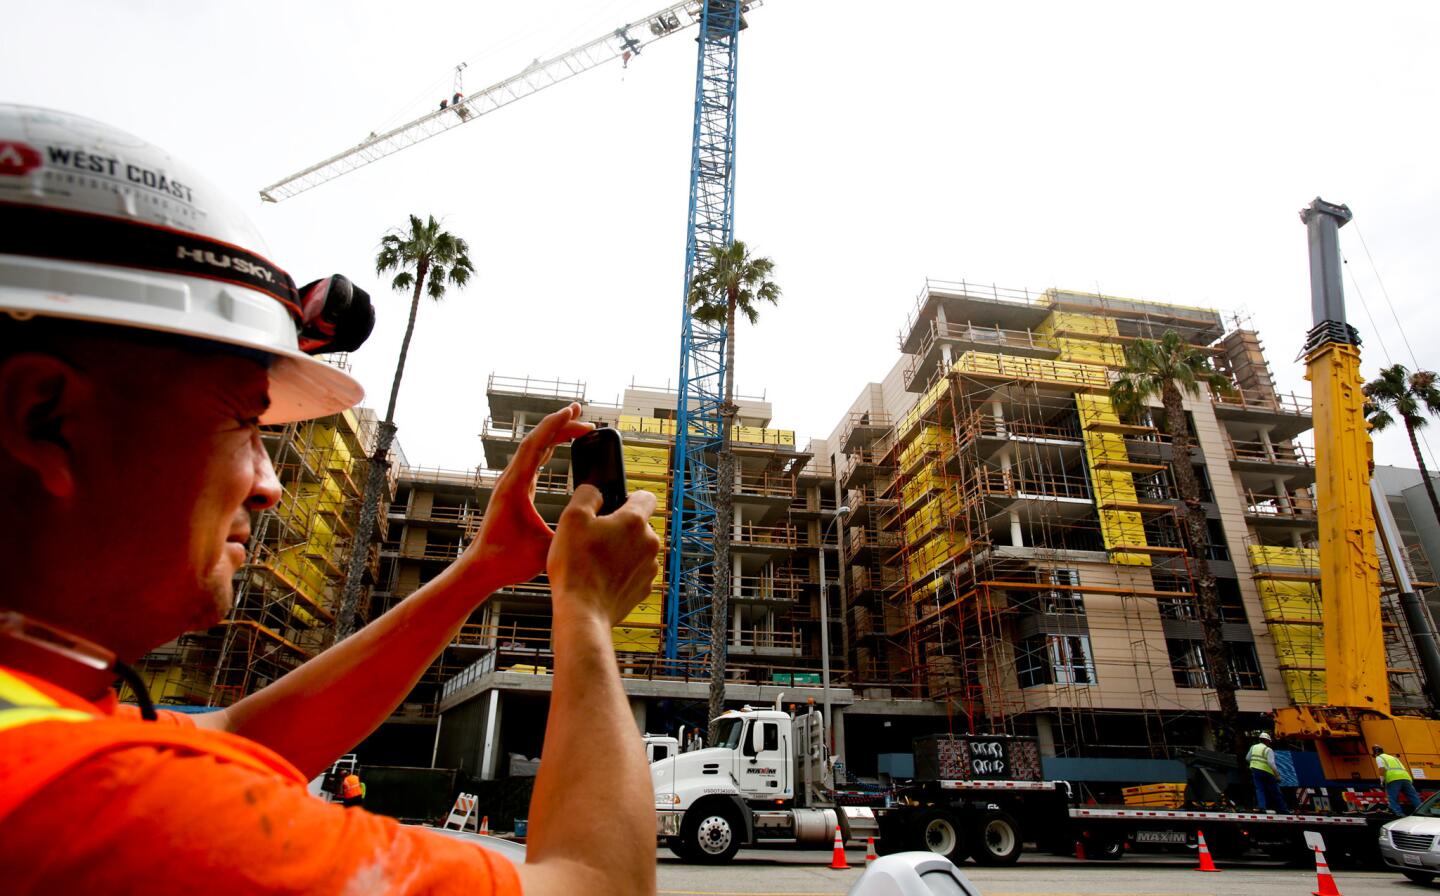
top-left (911, 809), bottom-right (968, 864)
top-left (1403, 870), bottom-right (1436, 885)
top-left (681, 805), bottom-right (743, 864)
top-left (970, 810), bottom-right (1023, 866)
top-left (1087, 836), bottom-right (1125, 860)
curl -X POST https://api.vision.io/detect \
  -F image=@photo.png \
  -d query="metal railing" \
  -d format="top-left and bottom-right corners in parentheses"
top-left (1226, 437), bottom-right (1313, 466)
top-left (1242, 489), bottom-right (1318, 521)
top-left (486, 373), bottom-right (586, 402)
top-left (1211, 387), bottom-right (1312, 417)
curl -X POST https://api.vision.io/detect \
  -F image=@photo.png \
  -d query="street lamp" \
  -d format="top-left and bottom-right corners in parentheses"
top-left (817, 504), bottom-right (851, 752)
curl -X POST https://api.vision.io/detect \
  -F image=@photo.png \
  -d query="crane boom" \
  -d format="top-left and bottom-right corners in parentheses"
top-left (259, 1), bottom-right (716, 202)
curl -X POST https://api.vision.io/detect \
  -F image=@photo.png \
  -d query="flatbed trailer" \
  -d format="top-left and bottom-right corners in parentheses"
top-left (875, 779), bottom-right (1386, 866)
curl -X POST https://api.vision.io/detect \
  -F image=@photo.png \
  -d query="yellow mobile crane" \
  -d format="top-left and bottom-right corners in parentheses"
top-left (1274, 198), bottom-right (1440, 782)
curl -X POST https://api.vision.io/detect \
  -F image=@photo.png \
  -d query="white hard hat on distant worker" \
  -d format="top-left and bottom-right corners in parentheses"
top-left (0, 104), bottom-right (371, 423)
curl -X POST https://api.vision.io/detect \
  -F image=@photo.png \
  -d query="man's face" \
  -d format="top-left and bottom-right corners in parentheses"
top-left (84, 344), bottom-right (281, 636)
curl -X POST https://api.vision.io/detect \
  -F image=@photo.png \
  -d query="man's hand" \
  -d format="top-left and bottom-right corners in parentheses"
top-left (548, 485), bottom-right (661, 626)
top-left (456, 402), bottom-right (592, 593)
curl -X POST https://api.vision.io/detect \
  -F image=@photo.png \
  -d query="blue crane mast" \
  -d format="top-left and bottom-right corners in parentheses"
top-left (664, 0), bottom-right (749, 662)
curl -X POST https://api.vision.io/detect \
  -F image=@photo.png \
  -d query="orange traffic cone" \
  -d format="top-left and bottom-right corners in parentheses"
top-left (1195, 830), bottom-right (1221, 872)
top-left (865, 837), bottom-right (878, 865)
top-left (1312, 847), bottom-right (1342, 896)
top-left (830, 826), bottom-right (849, 870)
top-left (479, 816), bottom-right (489, 836)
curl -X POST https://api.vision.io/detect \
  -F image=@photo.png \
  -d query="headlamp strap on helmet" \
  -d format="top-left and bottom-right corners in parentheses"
top-left (0, 200), bottom-right (301, 317)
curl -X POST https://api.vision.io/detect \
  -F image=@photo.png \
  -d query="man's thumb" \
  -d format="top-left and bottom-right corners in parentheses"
top-left (567, 483), bottom-right (604, 516)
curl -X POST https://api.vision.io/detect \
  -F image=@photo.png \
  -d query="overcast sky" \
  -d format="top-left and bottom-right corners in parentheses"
top-left (7, 1), bottom-right (1439, 471)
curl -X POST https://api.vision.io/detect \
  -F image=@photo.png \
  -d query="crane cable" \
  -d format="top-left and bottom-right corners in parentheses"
top-left (1342, 226), bottom-right (1439, 473)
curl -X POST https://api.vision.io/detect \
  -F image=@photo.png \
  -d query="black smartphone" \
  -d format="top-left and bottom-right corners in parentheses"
top-left (570, 426), bottom-right (628, 515)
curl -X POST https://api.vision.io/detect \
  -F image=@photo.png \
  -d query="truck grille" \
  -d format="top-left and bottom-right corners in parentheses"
top-left (1392, 831), bottom-right (1435, 852)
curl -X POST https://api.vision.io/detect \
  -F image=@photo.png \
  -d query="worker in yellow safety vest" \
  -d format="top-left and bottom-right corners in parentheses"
top-left (1374, 745), bottom-right (1423, 816)
top-left (1247, 732), bottom-right (1289, 813)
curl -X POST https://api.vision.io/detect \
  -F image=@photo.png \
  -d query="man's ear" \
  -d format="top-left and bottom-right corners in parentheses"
top-left (0, 353), bottom-right (88, 499)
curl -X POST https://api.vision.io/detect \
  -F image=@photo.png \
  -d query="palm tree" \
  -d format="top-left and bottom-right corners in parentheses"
top-left (1365, 364), bottom-right (1440, 529)
top-left (1110, 331), bottom-right (1241, 753)
top-left (687, 240), bottom-right (781, 739)
top-left (336, 215), bottom-right (475, 638)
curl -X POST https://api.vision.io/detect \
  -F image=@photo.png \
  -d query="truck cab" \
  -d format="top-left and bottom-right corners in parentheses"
top-left (644, 734), bottom-right (679, 764)
top-left (654, 704), bottom-right (849, 863)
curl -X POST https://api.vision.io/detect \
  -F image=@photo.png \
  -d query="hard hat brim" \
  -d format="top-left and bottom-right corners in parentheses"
top-left (0, 262), bottom-right (364, 424)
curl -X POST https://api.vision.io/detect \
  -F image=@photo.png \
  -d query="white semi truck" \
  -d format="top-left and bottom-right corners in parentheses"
top-left (653, 704), bottom-right (1387, 867)
top-left (652, 701), bottom-right (879, 863)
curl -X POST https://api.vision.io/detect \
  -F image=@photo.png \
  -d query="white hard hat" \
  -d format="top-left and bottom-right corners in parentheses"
top-left (1259, 732), bottom-right (1272, 741)
top-left (0, 104), bottom-right (367, 424)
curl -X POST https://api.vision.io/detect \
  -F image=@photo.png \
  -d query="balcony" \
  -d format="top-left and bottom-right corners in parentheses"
top-left (486, 373), bottom-right (586, 428)
top-left (1241, 489), bottom-right (1318, 526)
top-left (1212, 388), bottom-right (1313, 441)
top-left (733, 574), bottom-right (806, 605)
top-left (736, 470), bottom-right (796, 501)
top-left (844, 526), bottom-right (903, 563)
top-left (904, 318), bottom-right (1061, 391)
top-left (731, 521), bottom-right (798, 552)
top-left (841, 411), bottom-right (894, 453)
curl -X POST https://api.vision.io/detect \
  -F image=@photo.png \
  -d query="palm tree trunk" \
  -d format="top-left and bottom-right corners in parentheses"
top-left (1161, 385), bottom-right (1242, 756)
top-left (1405, 421), bottom-right (1440, 532)
top-left (707, 293), bottom-right (739, 742)
top-left (336, 264), bottom-right (428, 640)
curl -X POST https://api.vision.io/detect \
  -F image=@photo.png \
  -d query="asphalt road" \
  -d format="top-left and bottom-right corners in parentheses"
top-left (656, 847), bottom-right (1428, 896)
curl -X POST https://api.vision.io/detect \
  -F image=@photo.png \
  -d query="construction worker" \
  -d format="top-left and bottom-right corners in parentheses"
top-left (1375, 745), bottom-right (1423, 816)
top-left (1247, 732), bottom-right (1289, 813)
top-left (0, 105), bottom-right (660, 895)
top-left (341, 772), bottom-right (365, 808)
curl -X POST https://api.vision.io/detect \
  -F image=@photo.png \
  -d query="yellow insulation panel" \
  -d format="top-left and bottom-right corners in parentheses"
top-left (1075, 394), bottom-right (1151, 566)
top-left (613, 626), bottom-right (662, 653)
top-left (900, 426), bottom-right (955, 471)
top-left (950, 351), bottom-right (1111, 391)
top-left (901, 461), bottom-right (946, 508)
top-left (908, 532), bottom-right (968, 582)
top-left (1248, 544), bottom-right (1320, 573)
top-left (897, 377), bottom-right (952, 441)
top-left (904, 490), bottom-right (961, 546)
top-left (1258, 579), bottom-right (1321, 623)
top-left (1282, 670), bottom-right (1328, 705)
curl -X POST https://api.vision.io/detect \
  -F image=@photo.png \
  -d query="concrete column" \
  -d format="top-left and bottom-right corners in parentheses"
top-left (992, 399), bottom-right (1006, 435)
top-left (1273, 477), bottom-right (1292, 512)
top-left (1035, 714), bottom-right (1057, 758)
top-left (936, 304), bottom-right (948, 330)
top-left (941, 343), bottom-right (954, 366)
top-left (832, 706), bottom-right (848, 765)
top-left (1010, 511), bottom-right (1024, 547)
top-left (630, 696), bottom-right (647, 734)
top-left (1258, 426), bottom-right (1276, 462)
top-left (733, 604), bottom-right (742, 647)
top-left (479, 689), bottom-right (503, 781)
top-left (1000, 449), bottom-right (1014, 491)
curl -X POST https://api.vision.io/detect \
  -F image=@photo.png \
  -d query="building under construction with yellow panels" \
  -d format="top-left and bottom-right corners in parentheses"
top-left (828, 281), bottom-right (1435, 778)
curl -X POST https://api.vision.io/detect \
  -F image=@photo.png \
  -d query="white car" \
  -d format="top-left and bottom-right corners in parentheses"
top-left (1379, 797), bottom-right (1440, 884)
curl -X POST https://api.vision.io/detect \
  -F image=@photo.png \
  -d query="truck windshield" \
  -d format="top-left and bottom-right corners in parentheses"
top-left (714, 718), bottom-right (745, 750)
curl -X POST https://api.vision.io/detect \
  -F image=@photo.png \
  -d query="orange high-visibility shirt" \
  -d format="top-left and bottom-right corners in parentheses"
top-left (342, 773), bottom-right (363, 799)
top-left (0, 666), bottom-right (522, 895)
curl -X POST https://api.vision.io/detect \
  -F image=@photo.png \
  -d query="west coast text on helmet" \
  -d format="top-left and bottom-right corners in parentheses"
top-left (0, 104), bottom-right (371, 424)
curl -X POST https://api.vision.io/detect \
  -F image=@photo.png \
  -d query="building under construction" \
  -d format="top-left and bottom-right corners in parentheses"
top-left (826, 281), bottom-right (1435, 779)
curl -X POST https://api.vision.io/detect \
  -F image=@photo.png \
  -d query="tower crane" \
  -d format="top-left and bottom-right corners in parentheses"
top-left (260, 1), bottom-right (760, 669)
top-left (259, 1), bottom-right (732, 203)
